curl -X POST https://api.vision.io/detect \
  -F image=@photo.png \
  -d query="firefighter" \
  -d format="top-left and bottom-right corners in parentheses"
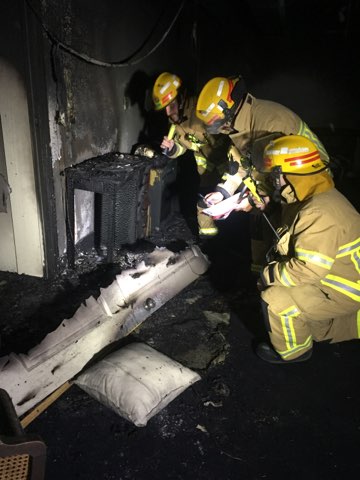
top-left (152, 72), bottom-right (229, 239)
top-left (251, 134), bottom-right (360, 363)
top-left (196, 75), bottom-right (330, 270)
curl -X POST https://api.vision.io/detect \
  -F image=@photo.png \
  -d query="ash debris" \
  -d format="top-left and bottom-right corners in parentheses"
top-left (0, 213), bottom-right (199, 357)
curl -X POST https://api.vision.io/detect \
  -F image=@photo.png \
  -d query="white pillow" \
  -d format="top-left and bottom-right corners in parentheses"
top-left (74, 342), bottom-right (201, 427)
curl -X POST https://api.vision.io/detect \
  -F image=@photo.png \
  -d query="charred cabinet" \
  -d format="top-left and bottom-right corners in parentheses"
top-left (65, 153), bottom-right (177, 267)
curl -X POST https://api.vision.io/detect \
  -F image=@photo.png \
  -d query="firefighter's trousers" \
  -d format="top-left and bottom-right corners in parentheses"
top-left (196, 170), bottom-right (222, 238)
top-left (261, 283), bottom-right (360, 361)
top-left (197, 204), bottom-right (218, 237)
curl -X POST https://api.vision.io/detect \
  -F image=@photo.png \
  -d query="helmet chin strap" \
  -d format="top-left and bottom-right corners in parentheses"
top-left (175, 90), bottom-right (187, 123)
top-left (167, 90), bottom-right (187, 124)
top-left (205, 107), bottom-right (235, 134)
top-left (270, 167), bottom-right (283, 202)
top-left (206, 118), bottom-right (227, 134)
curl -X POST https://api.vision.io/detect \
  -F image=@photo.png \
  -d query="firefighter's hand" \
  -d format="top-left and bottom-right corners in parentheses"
top-left (161, 137), bottom-right (175, 152)
top-left (250, 195), bottom-right (270, 211)
top-left (204, 191), bottom-right (224, 205)
top-left (233, 196), bottom-right (253, 212)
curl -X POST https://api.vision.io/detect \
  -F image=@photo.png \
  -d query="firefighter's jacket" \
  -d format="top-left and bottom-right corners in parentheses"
top-left (261, 171), bottom-right (360, 306)
top-left (217, 93), bottom-right (329, 196)
top-left (167, 96), bottom-right (219, 175)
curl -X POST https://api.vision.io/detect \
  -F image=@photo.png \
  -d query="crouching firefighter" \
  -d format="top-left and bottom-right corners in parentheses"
top-left (255, 135), bottom-right (360, 364)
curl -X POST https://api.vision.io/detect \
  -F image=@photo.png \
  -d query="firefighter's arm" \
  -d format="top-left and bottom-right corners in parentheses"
top-left (204, 169), bottom-right (245, 205)
top-left (195, 151), bottom-right (208, 175)
top-left (261, 207), bottom-right (339, 288)
top-left (214, 145), bottom-right (249, 197)
top-left (161, 124), bottom-right (187, 158)
top-left (206, 173), bottom-right (265, 209)
top-left (233, 194), bottom-right (270, 213)
top-left (231, 175), bottom-right (269, 212)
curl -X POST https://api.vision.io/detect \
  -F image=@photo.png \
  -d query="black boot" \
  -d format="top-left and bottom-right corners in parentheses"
top-left (256, 342), bottom-right (312, 364)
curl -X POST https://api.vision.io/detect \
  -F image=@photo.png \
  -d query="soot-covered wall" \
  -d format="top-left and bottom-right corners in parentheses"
top-left (41, 0), bottom-right (360, 164)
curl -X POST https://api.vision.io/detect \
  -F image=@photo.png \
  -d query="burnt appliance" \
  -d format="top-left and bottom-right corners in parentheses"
top-left (65, 152), bottom-right (177, 268)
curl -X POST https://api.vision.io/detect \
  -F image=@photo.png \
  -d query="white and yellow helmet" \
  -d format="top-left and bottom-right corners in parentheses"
top-left (152, 72), bottom-right (182, 111)
top-left (196, 76), bottom-right (239, 126)
top-left (262, 135), bottom-right (327, 175)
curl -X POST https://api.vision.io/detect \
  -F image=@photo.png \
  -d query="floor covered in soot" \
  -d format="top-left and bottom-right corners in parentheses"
top-left (0, 154), bottom-right (360, 480)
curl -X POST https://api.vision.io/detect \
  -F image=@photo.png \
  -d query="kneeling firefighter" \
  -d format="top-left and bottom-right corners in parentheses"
top-left (255, 135), bottom-right (360, 363)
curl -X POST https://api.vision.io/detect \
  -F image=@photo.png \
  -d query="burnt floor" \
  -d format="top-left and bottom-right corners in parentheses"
top-left (0, 169), bottom-right (360, 480)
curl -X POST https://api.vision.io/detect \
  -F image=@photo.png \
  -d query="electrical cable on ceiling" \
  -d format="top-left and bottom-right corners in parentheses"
top-left (25, 0), bottom-right (185, 67)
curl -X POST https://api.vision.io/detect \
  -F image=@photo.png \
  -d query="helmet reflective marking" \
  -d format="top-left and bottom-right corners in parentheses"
top-left (159, 81), bottom-right (171, 94)
top-left (216, 81), bottom-right (225, 97)
top-left (261, 135), bottom-right (327, 175)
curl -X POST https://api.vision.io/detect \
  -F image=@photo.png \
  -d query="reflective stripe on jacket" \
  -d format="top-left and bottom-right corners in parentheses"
top-left (167, 96), bottom-right (216, 174)
top-left (262, 186), bottom-right (360, 304)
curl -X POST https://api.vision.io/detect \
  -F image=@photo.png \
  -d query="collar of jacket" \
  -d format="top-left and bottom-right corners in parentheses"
top-left (281, 171), bottom-right (335, 203)
top-left (230, 93), bottom-right (254, 134)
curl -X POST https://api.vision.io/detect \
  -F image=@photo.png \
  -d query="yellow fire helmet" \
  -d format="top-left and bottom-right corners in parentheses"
top-left (262, 135), bottom-right (327, 175)
top-left (152, 72), bottom-right (182, 111)
top-left (196, 76), bottom-right (239, 125)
